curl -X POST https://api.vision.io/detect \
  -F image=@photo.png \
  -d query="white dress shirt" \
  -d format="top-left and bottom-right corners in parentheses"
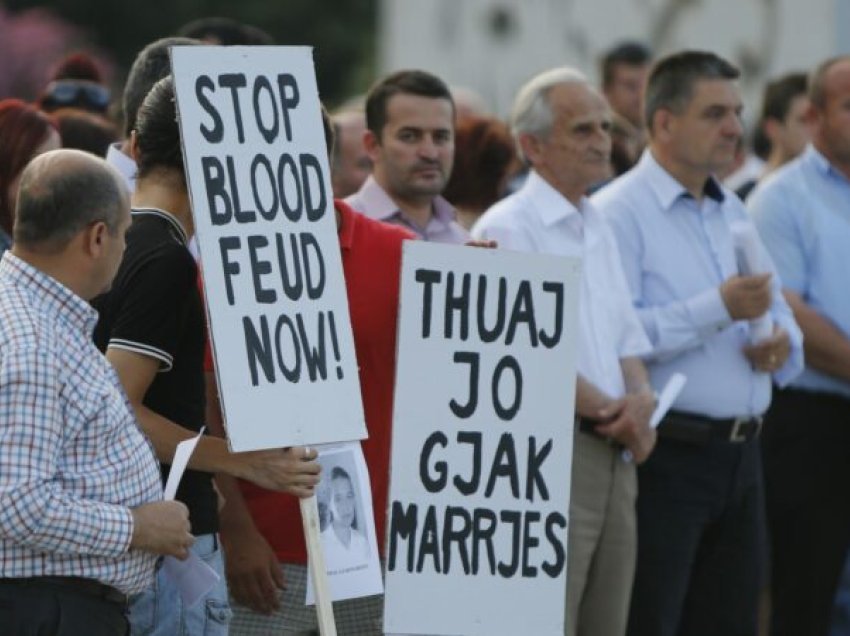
top-left (472, 170), bottom-right (650, 399)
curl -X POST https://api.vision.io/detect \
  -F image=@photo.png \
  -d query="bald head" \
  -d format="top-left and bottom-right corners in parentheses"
top-left (331, 110), bottom-right (371, 198)
top-left (15, 148), bottom-right (129, 251)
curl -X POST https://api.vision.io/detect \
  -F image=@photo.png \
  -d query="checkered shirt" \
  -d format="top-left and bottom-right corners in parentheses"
top-left (0, 252), bottom-right (163, 594)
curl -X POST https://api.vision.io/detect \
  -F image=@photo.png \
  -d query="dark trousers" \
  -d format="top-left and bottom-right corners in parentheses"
top-left (627, 434), bottom-right (763, 636)
top-left (0, 578), bottom-right (128, 636)
top-left (762, 388), bottom-right (850, 636)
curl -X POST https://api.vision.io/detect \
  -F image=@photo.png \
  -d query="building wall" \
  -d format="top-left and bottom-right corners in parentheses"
top-left (379, 0), bottom-right (838, 119)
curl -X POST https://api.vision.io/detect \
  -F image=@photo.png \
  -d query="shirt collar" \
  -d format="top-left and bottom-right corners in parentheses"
top-left (804, 144), bottom-right (850, 184)
top-left (353, 175), bottom-right (457, 225)
top-left (638, 149), bottom-right (725, 210)
top-left (131, 207), bottom-right (189, 245)
top-left (0, 251), bottom-right (98, 334)
top-left (523, 170), bottom-right (584, 227)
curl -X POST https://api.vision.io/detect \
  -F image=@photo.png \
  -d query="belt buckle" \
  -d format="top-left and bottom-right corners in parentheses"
top-left (729, 416), bottom-right (762, 442)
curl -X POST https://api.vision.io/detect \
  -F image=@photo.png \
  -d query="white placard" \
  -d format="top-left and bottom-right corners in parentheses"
top-left (306, 442), bottom-right (383, 604)
top-left (383, 242), bottom-right (582, 636)
top-left (170, 46), bottom-right (366, 451)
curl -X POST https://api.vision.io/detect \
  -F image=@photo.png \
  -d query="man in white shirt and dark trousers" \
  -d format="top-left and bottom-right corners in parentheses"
top-left (473, 67), bottom-right (657, 636)
top-left (593, 50), bottom-right (804, 636)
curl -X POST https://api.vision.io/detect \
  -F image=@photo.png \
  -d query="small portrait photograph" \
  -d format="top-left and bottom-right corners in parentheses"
top-left (317, 448), bottom-right (371, 567)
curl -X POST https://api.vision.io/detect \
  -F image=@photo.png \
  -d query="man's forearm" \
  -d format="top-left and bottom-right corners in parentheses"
top-left (575, 374), bottom-right (613, 419)
top-left (620, 356), bottom-right (652, 395)
top-left (134, 403), bottom-right (240, 477)
top-left (785, 290), bottom-right (850, 383)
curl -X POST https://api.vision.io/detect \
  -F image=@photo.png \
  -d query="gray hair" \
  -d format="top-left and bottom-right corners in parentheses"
top-left (510, 67), bottom-right (588, 161)
top-left (14, 149), bottom-right (128, 251)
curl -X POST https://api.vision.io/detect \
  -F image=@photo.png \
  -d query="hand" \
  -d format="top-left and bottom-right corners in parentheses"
top-left (130, 500), bottom-right (194, 560)
top-left (743, 325), bottom-right (791, 373)
top-left (720, 273), bottom-right (772, 320)
top-left (465, 239), bottom-right (497, 249)
top-left (222, 525), bottom-right (285, 614)
top-left (595, 392), bottom-right (657, 464)
top-left (234, 446), bottom-right (321, 497)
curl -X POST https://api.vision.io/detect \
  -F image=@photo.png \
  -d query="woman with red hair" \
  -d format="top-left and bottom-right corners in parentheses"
top-left (0, 99), bottom-right (60, 252)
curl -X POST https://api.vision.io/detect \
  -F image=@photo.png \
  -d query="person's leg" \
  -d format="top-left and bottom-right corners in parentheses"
top-left (764, 390), bottom-right (850, 636)
top-left (229, 563), bottom-right (317, 636)
top-left (565, 432), bottom-right (611, 636)
top-left (129, 533), bottom-right (230, 636)
top-left (578, 454), bottom-right (637, 636)
top-left (0, 582), bottom-right (128, 636)
top-left (676, 440), bottom-right (762, 636)
top-left (626, 438), bottom-right (716, 636)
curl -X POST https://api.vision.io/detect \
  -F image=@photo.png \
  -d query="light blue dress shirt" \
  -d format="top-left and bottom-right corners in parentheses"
top-left (592, 150), bottom-right (803, 418)
top-left (749, 144), bottom-right (850, 399)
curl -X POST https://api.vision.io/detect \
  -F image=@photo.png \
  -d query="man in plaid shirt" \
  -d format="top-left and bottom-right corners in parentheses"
top-left (0, 148), bottom-right (194, 636)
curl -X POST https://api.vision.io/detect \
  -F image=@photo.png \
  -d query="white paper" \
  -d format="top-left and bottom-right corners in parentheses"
top-left (305, 441), bottom-right (383, 604)
top-left (161, 551), bottom-right (221, 607)
top-left (161, 427), bottom-right (220, 607)
top-left (163, 427), bottom-right (205, 501)
top-left (731, 221), bottom-right (773, 343)
top-left (650, 373), bottom-right (688, 429)
top-left (622, 373), bottom-right (687, 463)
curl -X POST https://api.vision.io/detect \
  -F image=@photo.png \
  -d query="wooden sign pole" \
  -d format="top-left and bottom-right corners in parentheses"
top-left (300, 495), bottom-right (337, 636)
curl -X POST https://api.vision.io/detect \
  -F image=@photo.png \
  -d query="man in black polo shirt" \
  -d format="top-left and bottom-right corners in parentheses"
top-left (93, 76), bottom-right (321, 635)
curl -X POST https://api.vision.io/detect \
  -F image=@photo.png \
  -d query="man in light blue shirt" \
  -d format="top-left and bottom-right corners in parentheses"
top-left (748, 55), bottom-right (850, 636)
top-left (593, 51), bottom-right (803, 636)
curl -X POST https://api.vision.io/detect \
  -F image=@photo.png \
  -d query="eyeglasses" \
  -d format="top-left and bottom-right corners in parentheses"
top-left (41, 80), bottom-right (110, 111)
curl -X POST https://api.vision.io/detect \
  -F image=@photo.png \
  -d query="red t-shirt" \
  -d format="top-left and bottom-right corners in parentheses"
top-left (210, 200), bottom-right (413, 563)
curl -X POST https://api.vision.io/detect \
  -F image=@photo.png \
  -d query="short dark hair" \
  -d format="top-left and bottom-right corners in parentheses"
top-left (122, 37), bottom-right (198, 138)
top-left (14, 150), bottom-right (127, 249)
top-left (645, 50), bottom-right (740, 131)
top-left (134, 76), bottom-right (184, 181)
top-left (601, 41), bottom-right (652, 89)
top-left (761, 72), bottom-right (808, 123)
top-left (177, 17), bottom-right (273, 45)
top-left (809, 55), bottom-right (850, 110)
top-left (365, 70), bottom-right (454, 138)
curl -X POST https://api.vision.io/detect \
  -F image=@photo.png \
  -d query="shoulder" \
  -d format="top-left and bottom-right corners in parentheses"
top-left (473, 191), bottom-right (529, 235)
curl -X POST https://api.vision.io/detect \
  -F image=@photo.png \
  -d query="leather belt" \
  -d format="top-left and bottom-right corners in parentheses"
top-left (659, 410), bottom-right (763, 444)
top-left (0, 576), bottom-right (128, 606)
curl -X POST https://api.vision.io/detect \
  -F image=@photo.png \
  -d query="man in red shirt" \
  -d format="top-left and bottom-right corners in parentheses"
top-left (211, 109), bottom-right (414, 635)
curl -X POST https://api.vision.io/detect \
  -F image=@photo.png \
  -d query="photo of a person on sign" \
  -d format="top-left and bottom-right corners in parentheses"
top-left (321, 465), bottom-right (370, 569)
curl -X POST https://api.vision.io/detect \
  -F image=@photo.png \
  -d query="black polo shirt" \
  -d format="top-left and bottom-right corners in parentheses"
top-left (93, 208), bottom-right (217, 535)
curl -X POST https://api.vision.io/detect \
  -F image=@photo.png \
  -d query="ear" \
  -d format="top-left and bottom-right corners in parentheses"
top-left (84, 221), bottom-right (109, 258)
top-left (762, 118), bottom-right (780, 144)
top-left (363, 129), bottom-right (382, 162)
top-left (518, 133), bottom-right (544, 167)
top-left (651, 109), bottom-right (674, 143)
top-left (128, 130), bottom-right (141, 163)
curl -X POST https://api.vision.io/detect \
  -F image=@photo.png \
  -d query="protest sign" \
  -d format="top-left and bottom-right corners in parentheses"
top-left (170, 46), bottom-right (366, 451)
top-left (384, 242), bottom-right (582, 635)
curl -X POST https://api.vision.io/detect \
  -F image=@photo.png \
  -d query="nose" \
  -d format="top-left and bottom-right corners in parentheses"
top-left (417, 135), bottom-right (440, 160)
top-left (725, 112), bottom-right (743, 138)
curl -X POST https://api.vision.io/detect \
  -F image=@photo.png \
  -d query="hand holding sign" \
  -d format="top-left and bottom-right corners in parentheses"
top-left (230, 445), bottom-right (321, 496)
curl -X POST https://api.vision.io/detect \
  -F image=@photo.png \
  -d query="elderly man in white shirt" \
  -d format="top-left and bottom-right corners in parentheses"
top-left (472, 67), bottom-right (656, 636)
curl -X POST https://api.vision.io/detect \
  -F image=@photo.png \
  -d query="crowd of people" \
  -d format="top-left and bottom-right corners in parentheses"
top-left (1, 14), bottom-right (849, 636)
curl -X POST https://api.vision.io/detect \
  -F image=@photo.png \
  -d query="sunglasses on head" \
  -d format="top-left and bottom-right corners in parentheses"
top-left (42, 80), bottom-right (110, 111)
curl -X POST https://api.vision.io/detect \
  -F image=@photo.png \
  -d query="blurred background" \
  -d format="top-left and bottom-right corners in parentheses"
top-left (1, 0), bottom-right (848, 119)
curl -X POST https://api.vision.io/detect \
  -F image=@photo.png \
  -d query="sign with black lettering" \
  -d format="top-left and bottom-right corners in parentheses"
top-left (383, 242), bottom-right (581, 635)
top-left (171, 46), bottom-right (365, 451)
